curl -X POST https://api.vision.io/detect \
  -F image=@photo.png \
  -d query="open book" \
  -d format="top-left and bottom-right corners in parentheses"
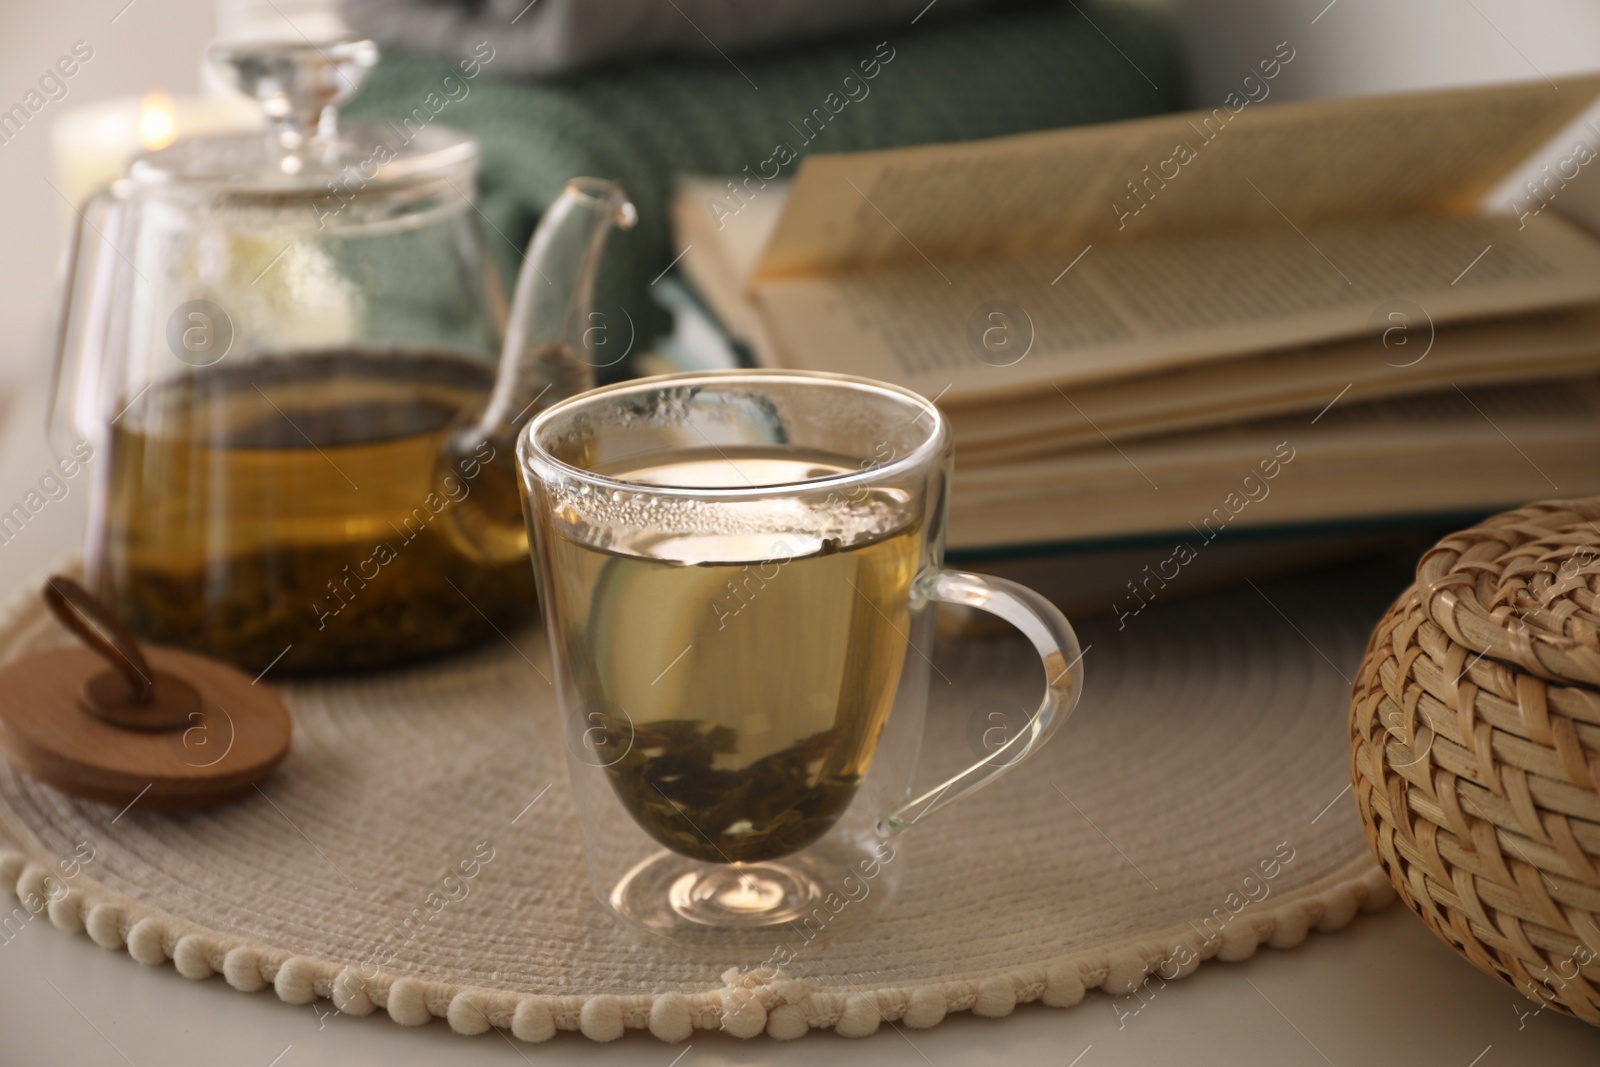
top-left (672, 76), bottom-right (1600, 551)
top-left (949, 378), bottom-right (1600, 547)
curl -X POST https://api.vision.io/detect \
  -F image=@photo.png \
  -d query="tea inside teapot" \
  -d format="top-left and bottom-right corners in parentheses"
top-left (94, 347), bottom-right (533, 673)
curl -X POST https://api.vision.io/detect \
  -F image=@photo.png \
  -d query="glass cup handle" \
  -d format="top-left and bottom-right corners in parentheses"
top-left (878, 569), bottom-right (1084, 835)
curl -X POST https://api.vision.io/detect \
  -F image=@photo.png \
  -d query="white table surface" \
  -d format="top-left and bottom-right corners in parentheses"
top-left (0, 372), bottom-right (1596, 1066)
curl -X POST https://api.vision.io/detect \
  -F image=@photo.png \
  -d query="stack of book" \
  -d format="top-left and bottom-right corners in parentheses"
top-left (670, 75), bottom-right (1600, 606)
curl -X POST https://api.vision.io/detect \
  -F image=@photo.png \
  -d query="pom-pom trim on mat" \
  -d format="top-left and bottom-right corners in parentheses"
top-left (0, 845), bottom-right (1392, 1042)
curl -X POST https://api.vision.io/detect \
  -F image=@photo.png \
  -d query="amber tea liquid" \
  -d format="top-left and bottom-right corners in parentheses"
top-left (538, 450), bottom-right (920, 864)
top-left (90, 350), bottom-right (535, 674)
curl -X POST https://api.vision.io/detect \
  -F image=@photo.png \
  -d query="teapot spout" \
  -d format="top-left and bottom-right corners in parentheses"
top-left (437, 178), bottom-right (636, 566)
top-left (479, 177), bottom-right (638, 438)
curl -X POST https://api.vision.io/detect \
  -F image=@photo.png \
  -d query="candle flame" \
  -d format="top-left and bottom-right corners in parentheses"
top-left (137, 91), bottom-right (177, 152)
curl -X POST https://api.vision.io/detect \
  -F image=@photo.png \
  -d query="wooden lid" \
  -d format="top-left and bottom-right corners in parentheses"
top-left (0, 577), bottom-right (291, 811)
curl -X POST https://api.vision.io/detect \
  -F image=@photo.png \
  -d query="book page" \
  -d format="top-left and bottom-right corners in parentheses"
top-left (752, 212), bottom-right (1600, 398)
top-left (949, 304), bottom-right (1600, 459)
top-left (756, 75), bottom-right (1600, 276)
top-left (945, 378), bottom-right (1600, 548)
top-left (672, 176), bottom-right (789, 364)
top-left (676, 176), bottom-right (790, 282)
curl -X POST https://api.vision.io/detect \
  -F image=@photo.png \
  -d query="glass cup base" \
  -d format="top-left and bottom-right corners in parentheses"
top-left (667, 863), bottom-right (821, 928)
top-left (611, 851), bottom-right (830, 934)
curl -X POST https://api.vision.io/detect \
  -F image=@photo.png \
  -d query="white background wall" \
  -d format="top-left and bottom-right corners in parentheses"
top-left (1168, 0), bottom-right (1600, 102)
top-left (2, 0), bottom-right (1599, 385)
top-left (1, 2), bottom-right (216, 391)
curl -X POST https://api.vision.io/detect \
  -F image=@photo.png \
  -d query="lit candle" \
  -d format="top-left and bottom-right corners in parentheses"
top-left (50, 91), bottom-right (259, 210)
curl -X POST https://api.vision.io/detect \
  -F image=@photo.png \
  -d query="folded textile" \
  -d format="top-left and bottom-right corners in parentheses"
top-left (343, 1), bottom-right (1187, 366)
top-left (340, 0), bottom-right (996, 78)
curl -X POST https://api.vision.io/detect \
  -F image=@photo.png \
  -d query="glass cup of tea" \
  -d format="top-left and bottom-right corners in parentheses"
top-left (518, 370), bottom-right (1083, 939)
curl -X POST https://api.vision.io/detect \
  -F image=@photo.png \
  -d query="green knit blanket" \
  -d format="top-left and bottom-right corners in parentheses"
top-left (344, 0), bottom-right (1187, 363)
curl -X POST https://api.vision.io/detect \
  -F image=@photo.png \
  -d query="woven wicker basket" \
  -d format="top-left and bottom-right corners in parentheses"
top-left (1351, 498), bottom-right (1600, 1025)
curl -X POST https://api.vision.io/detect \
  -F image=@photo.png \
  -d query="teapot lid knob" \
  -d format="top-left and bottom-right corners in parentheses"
top-left (207, 38), bottom-right (378, 146)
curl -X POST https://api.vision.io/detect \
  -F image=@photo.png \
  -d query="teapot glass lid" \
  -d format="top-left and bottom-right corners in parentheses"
top-left (127, 38), bottom-right (476, 193)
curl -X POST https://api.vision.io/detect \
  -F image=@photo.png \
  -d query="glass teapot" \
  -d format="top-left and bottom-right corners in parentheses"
top-left (50, 39), bottom-right (637, 675)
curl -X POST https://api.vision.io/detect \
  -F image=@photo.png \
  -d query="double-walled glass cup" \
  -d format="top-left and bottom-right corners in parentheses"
top-left (518, 370), bottom-right (1082, 939)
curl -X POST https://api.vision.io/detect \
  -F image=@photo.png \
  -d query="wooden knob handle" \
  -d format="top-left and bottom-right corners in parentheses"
top-left (42, 575), bottom-right (199, 731)
top-left (43, 575), bottom-right (154, 704)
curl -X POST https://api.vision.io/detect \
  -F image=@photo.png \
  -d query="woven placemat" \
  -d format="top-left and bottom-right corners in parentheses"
top-left (0, 564), bottom-right (1396, 1042)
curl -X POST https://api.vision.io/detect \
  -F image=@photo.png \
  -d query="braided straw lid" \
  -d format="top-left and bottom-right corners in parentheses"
top-left (1353, 498), bottom-right (1600, 1025)
top-left (1415, 498), bottom-right (1600, 687)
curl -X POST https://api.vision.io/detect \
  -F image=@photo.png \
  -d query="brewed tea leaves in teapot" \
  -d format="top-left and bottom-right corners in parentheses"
top-left (94, 349), bottom-right (535, 673)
